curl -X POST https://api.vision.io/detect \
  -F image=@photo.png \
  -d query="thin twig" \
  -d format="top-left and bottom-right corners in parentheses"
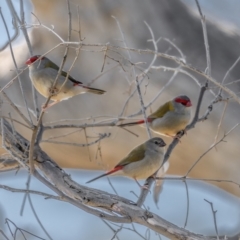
top-left (42, 133), bottom-right (111, 147)
top-left (6, 218), bottom-right (45, 240)
top-left (107, 177), bottom-right (119, 196)
top-left (28, 0), bottom-right (72, 174)
top-left (1, 116), bottom-right (31, 129)
top-left (7, 113), bottom-right (16, 137)
top-left (83, 128), bottom-right (92, 162)
top-left (135, 76), bottom-right (152, 139)
top-left (219, 56), bottom-right (240, 96)
top-left (212, 100), bottom-right (228, 150)
top-left (195, 0), bottom-right (211, 76)
top-left (162, 38), bottom-right (185, 61)
top-left (0, 184), bottom-right (59, 199)
top-left (184, 123), bottom-right (239, 177)
top-left (204, 199), bottom-right (219, 240)
top-left (0, 3), bottom-right (33, 126)
top-left (0, 4), bottom-right (19, 52)
top-left (183, 180), bottom-right (189, 228)
top-left (44, 129), bottom-right (82, 141)
top-left (0, 8), bottom-right (33, 127)
top-left (133, 21), bottom-right (161, 139)
top-left (155, 176), bottom-right (240, 187)
top-left (20, 174), bottom-right (31, 216)
top-left (102, 220), bottom-right (121, 240)
top-left (27, 193), bottom-right (53, 240)
top-left (1, 42), bottom-right (240, 104)
top-left (0, 229), bottom-right (9, 240)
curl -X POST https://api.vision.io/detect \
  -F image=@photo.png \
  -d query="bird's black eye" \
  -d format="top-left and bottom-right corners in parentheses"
top-left (154, 141), bottom-right (159, 145)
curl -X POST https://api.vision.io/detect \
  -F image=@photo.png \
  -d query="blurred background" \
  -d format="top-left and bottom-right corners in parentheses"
top-left (1, 0), bottom-right (240, 239)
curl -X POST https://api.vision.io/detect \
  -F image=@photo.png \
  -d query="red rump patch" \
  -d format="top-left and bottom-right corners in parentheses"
top-left (137, 120), bottom-right (145, 124)
top-left (108, 165), bottom-right (124, 174)
top-left (147, 118), bottom-right (154, 123)
top-left (137, 118), bottom-right (153, 124)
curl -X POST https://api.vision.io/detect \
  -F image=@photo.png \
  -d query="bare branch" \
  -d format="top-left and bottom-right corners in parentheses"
top-left (28, 193), bottom-right (53, 240)
top-left (42, 133), bottom-right (111, 147)
top-left (195, 0), bottom-right (211, 76)
top-left (212, 100), bottom-right (228, 149)
top-left (218, 56), bottom-right (240, 99)
top-left (0, 184), bottom-right (59, 199)
top-left (155, 176), bottom-right (240, 187)
top-left (204, 199), bottom-right (219, 240)
top-left (1, 118), bottom-right (226, 239)
top-left (184, 124), bottom-right (239, 177)
top-left (0, 9), bottom-right (33, 127)
top-left (28, 0), bottom-right (72, 174)
top-left (0, 6), bottom-right (19, 52)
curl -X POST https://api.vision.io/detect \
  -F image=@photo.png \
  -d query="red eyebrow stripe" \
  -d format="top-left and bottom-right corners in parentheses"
top-left (175, 98), bottom-right (188, 104)
top-left (175, 98), bottom-right (192, 107)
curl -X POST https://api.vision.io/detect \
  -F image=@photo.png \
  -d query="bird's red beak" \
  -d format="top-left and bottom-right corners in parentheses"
top-left (186, 101), bottom-right (192, 107)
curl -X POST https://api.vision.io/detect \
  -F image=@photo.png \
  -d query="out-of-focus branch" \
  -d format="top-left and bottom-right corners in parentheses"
top-left (0, 7), bottom-right (19, 51)
top-left (0, 157), bottom-right (20, 172)
top-left (195, 0), bottom-right (211, 77)
top-left (155, 176), bottom-right (240, 187)
top-left (6, 0), bottom-right (33, 55)
top-left (5, 218), bottom-right (46, 240)
top-left (6, 0), bottom-right (40, 117)
top-left (0, 7), bottom-right (33, 127)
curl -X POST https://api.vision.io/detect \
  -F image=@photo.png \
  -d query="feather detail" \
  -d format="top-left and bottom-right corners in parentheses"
top-left (46, 60), bottom-right (59, 71)
top-left (116, 144), bottom-right (146, 166)
top-left (119, 118), bottom-right (153, 127)
top-left (86, 166), bottom-right (123, 183)
top-left (81, 86), bottom-right (106, 95)
top-left (46, 60), bottom-right (84, 85)
top-left (148, 101), bottom-right (174, 119)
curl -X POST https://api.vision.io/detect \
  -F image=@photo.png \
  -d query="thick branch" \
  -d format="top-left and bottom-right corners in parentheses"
top-left (0, 119), bottom-right (227, 239)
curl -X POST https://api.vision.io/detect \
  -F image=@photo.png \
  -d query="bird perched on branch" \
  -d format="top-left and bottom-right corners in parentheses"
top-left (26, 55), bottom-right (106, 109)
top-left (86, 137), bottom-right (166, 185)
top-left (119, 95), bottom-right (192, 138)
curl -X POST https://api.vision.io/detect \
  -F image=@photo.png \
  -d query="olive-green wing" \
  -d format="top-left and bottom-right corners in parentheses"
top-left (46, 60), bottom-right (83, 85)
top-left (148, 101), bottom-right (174, 119)
top-left (116, 144), bottom-right (146, 167)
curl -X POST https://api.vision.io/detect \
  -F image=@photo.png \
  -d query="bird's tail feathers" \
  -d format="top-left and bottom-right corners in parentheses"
top-left (82, 86), bottom-right (106, 95)
top-left (86, 172), bottom-right (109, 183)
top-left (118, 119), bottom-right (146, 127)
top-left (86, 166), bottom-right (123, 183)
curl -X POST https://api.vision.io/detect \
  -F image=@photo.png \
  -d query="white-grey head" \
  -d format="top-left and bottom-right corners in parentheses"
top-left (172, 95), bottom-right (192, 112)
top-left (146, 137), bottom-right (166, 152)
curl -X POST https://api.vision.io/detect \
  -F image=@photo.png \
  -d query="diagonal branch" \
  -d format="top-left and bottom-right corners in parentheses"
top-left (0, 118), bottom-right (227, 240)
